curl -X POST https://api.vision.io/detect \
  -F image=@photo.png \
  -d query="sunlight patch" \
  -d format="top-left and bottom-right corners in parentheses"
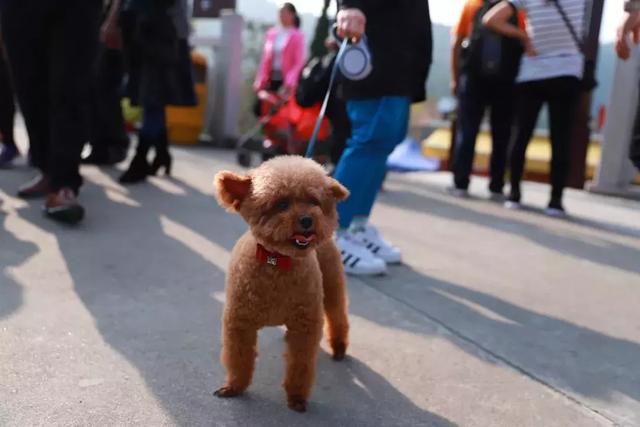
top-left (429, 288), bottom-right (519, 326)
top-left (105, 188), bottom-right (141, 207)
top-left (148, 177), bottom-right (187, 196)
top-left (160, 215), bottom-right (230, 271)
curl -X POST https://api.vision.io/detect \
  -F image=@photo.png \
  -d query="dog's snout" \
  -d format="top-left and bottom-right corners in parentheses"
top-left (299, 215), bottom-right (313, 230)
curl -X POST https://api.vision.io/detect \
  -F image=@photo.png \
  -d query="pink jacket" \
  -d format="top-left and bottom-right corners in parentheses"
top-left (254, 27), bottom-right (306, 91)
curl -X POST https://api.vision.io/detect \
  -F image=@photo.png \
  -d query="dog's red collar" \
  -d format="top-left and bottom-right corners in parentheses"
top-left (256, 244), bottom-right (292, 271)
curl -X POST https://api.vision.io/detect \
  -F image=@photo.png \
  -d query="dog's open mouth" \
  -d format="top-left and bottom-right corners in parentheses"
top-left (292, 232), bottom-right (316, 249)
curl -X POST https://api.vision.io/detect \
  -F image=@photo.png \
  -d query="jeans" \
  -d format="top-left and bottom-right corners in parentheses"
top-left (334, 96), bottom-right (411, 229)
top-left (140, 104), bottom-right (167, 140)
top-left (1, 0), bottom-right (101, 192)
top-left (509, 77), bottom-right (580, 203)
top-left (453, 74), bottom-right (515, 192)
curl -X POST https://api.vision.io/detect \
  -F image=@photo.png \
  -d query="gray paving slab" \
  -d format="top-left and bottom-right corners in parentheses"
top-left (1, 147), bottom-right (638, 426)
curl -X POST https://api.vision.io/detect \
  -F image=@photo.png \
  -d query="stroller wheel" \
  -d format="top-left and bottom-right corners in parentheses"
top-left (237, 151), bottom-right (252, 168)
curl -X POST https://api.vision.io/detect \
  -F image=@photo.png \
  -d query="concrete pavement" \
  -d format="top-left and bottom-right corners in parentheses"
top-left (1, 147), bottom-right (639, 426)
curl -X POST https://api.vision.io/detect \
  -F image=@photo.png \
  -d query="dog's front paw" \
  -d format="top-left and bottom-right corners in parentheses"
top-left (214, 386), bottom-right (243, 398)
top-left (331, 340), bottom-right (347, 361)
top-left (287, 395), bottom-right (307, 413)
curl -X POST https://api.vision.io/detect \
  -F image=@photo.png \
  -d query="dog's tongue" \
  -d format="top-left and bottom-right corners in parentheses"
top-left (294, 234), bottom-right (316, 244)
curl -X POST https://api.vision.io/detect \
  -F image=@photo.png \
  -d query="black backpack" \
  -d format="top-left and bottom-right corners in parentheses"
top-left (461, 0), bottom-right (523, 82)
top-left (296, 51), bottom-right (337, 108)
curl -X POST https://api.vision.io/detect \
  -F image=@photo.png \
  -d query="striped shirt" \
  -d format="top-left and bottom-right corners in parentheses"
top-left (509, 0), bottom-right (586, 83)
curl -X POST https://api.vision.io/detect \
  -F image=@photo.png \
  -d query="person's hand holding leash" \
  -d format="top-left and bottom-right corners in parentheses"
top-left (617, 11), bottom-right (640, 60)
top-left (337, 8), bottom-right (366, 41)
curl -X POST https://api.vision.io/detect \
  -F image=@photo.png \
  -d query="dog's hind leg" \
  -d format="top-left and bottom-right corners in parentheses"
top-left (317, 240), bottom-right (350, 361)
top-left (214, 325), bottom-right (258, 398)
top-left (282, 321), bottom-right (322, 413)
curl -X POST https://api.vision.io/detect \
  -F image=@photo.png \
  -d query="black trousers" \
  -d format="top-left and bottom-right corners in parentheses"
top-left (509, 77), bottom-right (580, 202)
top-left (453, 74), bottom-right (515, 192)
top-left (90, 46), bottom-right (129, 156)
top-left (1, 0), bottom-right (101, 192)
top-left (326, 95), bottom-right (351, 165)
top-left (0, 49), bottom-right (15, 148)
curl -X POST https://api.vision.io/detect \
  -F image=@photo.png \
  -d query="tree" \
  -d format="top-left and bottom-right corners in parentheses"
top-left (309, 0), bottom-right (332, 58)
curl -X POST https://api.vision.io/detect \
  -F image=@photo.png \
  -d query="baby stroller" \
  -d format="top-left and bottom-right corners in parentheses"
top-left (236, 89), bottom-right (331, 167)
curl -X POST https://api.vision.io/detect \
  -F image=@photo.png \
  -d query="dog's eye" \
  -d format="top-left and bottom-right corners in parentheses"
top-left (275, 199), bottom-right (290, 211)
top-left (309, 198), bottom-right (321, 207)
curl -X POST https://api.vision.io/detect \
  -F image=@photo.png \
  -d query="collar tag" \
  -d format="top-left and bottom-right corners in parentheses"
top-left (256, 244), bottom-right (293, 271)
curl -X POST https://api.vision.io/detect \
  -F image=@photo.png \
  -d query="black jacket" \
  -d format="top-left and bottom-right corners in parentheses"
top-left (338, 0), bottom-right (432, 102)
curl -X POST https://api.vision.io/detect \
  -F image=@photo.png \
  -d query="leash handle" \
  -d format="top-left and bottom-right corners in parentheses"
top-left (305, 39), bottom-right (349, 159)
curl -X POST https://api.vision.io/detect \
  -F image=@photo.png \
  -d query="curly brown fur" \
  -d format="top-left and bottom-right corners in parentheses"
top-left (213, 156), bottom-right (350, 412)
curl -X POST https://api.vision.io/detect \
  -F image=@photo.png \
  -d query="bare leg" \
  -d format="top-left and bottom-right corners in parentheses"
top-left (317, 240), bottom-right (350, 360)
top-left (283, 324), bottom-right (322, 412)
top-left (214, 326), bottom-right (258, 398)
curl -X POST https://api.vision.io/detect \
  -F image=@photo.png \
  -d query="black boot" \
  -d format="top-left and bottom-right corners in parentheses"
top-left (150, 131), bottom-right (172, 176)
top-left (119, 136), bottom-right (151, 184)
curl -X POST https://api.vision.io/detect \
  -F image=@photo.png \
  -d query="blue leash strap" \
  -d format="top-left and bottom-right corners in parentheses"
top-left (304, 39), bottom-right (349, 159)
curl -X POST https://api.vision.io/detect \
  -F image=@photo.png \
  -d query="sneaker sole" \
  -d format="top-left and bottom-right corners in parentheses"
top-left (544, 208), bottom-right (568, 219)
top-left (44, 205), bottom-right (85, 224)
top-left (504, 201), bottom-right (522, 210)
top-left (345, 268), bottom-right (387, 277)
top-left (378, 255), bottom-right (402, 265)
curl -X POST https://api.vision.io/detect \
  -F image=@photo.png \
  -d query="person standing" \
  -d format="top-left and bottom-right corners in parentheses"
top-left (333, 1), bottom-right (432, 275)
top-left (450, 0), bottom-right (526, 199)
top-left (0, 0), bottom-right (101, 223)
top-left (254, 3), bottom-right (306, 102)
top-left (616, 2), bottom-right (640, 170)
top-left (484, 0), bottom-right (586, 217)
top-left (0, 36), bottom-right (17, 168)
top-left (101, 0), bottom-right (196, 184)
top-left (83, 0), bottom-right (130, 166)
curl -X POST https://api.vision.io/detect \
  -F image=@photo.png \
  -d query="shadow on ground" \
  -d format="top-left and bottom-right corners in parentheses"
top-left (354, 264), bottom-right (640, 424)
top-left (1, 166), bottom-right (454, 426)
top-left (380, 183), bottom-right (640, 276)
top-left (0, 215), bottom-right (37, 319)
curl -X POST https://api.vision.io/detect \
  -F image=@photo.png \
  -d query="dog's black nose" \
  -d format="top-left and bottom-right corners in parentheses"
top-left (299, 215), bottom-right (313, 230)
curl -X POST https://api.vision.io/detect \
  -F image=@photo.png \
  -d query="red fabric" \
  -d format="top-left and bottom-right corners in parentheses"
top-left (256, 244), bottom-right (293, 271)
top-left (290, 102), bottom-right (330, 141)
top-left (260, 98), bottom-right (330, 143)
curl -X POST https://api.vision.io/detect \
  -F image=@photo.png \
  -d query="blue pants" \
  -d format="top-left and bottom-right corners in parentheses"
top-left (334, 96), bottom-right (411, 229)
top-left (140, 103), bottom-right (166, 140)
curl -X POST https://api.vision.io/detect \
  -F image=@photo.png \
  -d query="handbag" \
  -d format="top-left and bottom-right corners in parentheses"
top-left (296, 52), bottom-right (336, 108)
top-left (548, 0), bottom-right (597, 91)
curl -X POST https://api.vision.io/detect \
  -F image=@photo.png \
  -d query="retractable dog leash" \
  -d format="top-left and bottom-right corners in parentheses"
top-left (304, 32), bottom-right (373, 159)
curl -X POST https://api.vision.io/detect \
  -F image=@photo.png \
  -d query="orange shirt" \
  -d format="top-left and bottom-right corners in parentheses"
top-left (453, 0), bottom-right (526, 38)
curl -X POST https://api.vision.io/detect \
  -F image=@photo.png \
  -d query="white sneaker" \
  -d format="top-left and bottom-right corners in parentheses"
top-left (336, 234), bottom-right (387, 276)
top-left (544, 207), bottom-right (568, 218)
top-left (351, 224), bottom-right (402, 264)
top-left (447, 186), bottom-right (469, 198)
top-left (504, 200), bottom-right (522, 210)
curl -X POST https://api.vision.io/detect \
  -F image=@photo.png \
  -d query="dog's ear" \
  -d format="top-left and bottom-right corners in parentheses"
top-left (214, 171), bottom-right (252, 211)
top-left (328, 178), bottom-right (349, 202)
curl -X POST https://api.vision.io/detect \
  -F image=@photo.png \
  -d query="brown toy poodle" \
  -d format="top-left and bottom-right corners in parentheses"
top-left (213, 156), bottom-right (350, 412)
